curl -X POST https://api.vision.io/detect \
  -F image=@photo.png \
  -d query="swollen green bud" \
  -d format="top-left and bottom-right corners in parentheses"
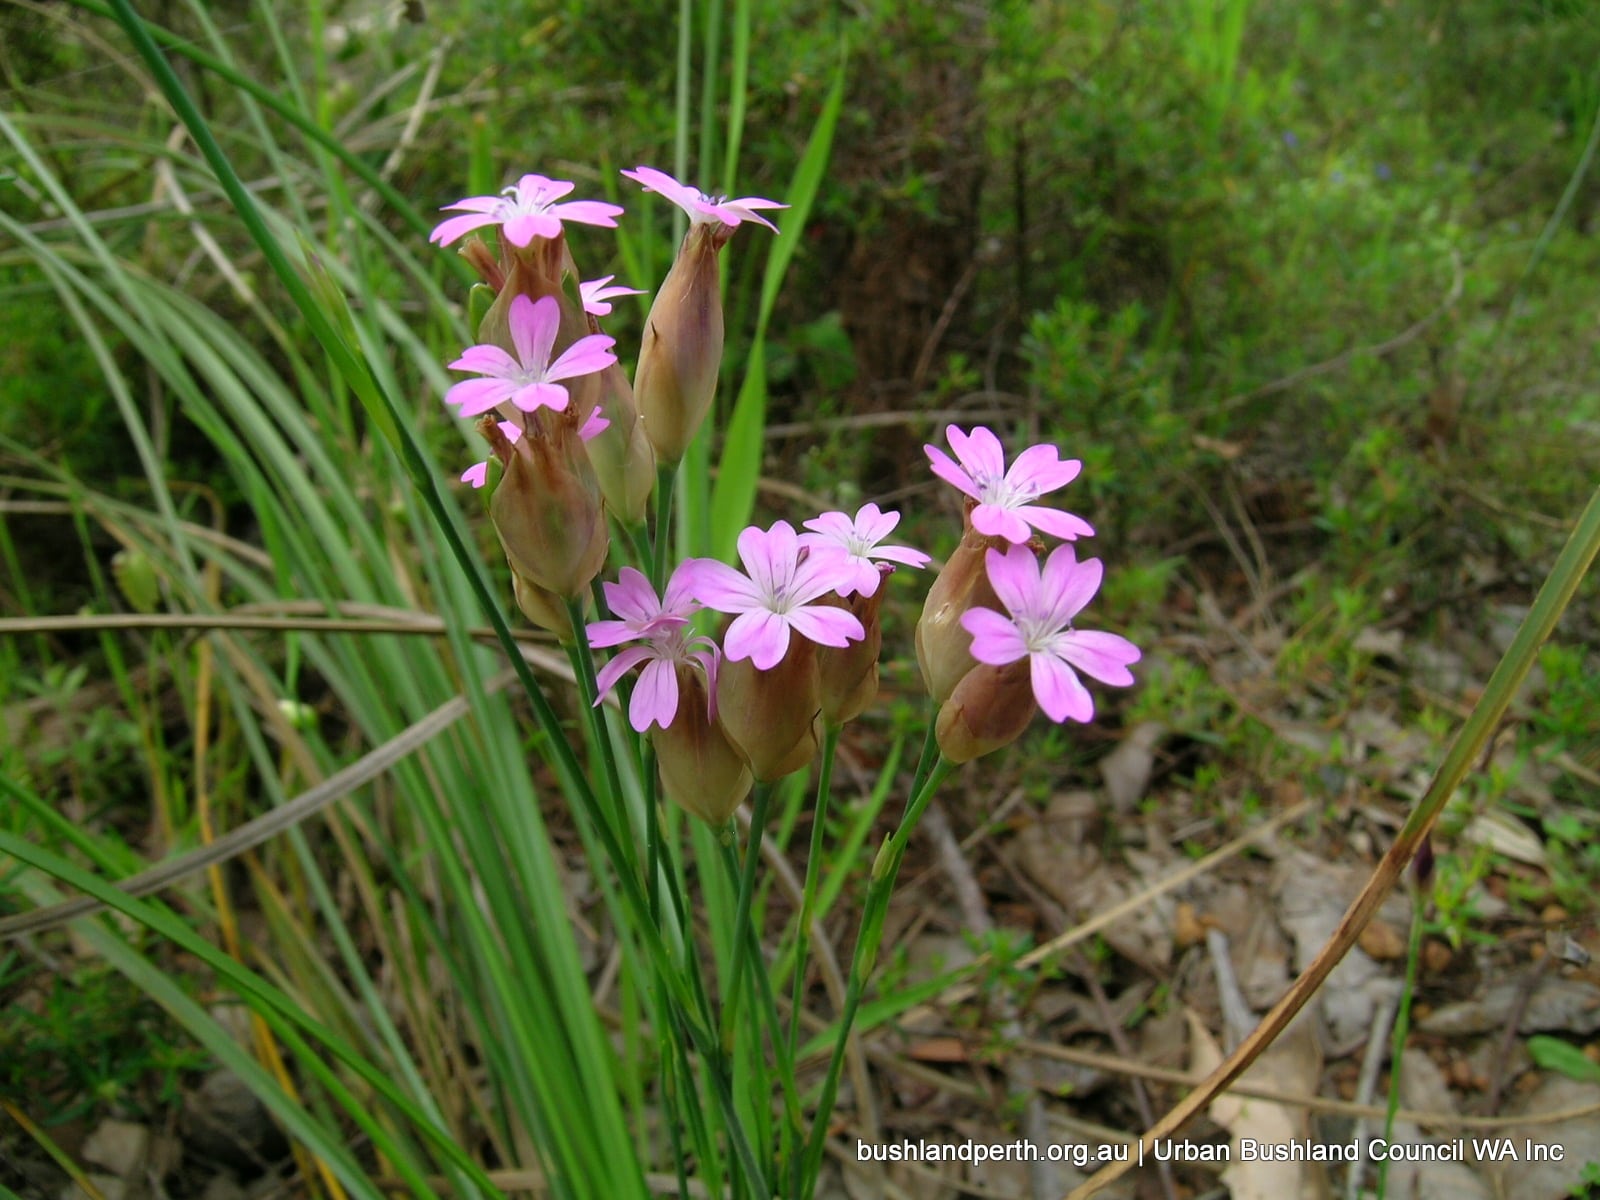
top-left (482, 412), bottom-right (608, 600)
top-left (934, 659), bottom-right (1037, 764)
top-left (915, 520), bottom-right (1011, 704)
top-left (652, 665), bottom-right (752, 824)
top-left (716, 637), bottom-right (820, 782)
top-left (633, 221), bottom-right (730, 464)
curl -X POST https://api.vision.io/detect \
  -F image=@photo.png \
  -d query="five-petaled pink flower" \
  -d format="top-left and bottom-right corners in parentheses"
top-left (588, 567), bottom-right (720, 733)
top-left (960, 544), bottom-right (1140, 724)
top-left (925, 425), bottom-right (1094, 545)
top-left (799, 503), bottom-right (931, 597)
top-left (430, 173), bottom-right (624, 249)
top-left (579, 275), bottom-right (646, 317)
top-left (621, 166), bottom-right (787, 233)
top-left (683, 522), bottom-right (864, 670)
top-left (445, 295), bottom-right (616, 420)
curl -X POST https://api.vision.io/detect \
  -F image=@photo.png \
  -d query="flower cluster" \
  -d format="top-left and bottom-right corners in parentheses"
top-left (427, 161), bottom-right (1140, 818)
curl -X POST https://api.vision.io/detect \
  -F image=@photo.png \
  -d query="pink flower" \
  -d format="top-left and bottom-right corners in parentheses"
top-left (683, 521), bottom-right (864, 669)
top-left (445, 294), bottom-right (616, 419)
top-left (621, 166), bottom-right (787, 233)
top-left (588, 567), bottom-right (720, 733)
top-left (799, 503), bottom-right (931, 597)
top-left (925, 425), bottom-right (1094, 544)
top-left (579, 275), bottom-right (646, 317)
top-left (459, 410), bottom-right (607, 489)
top-left (430, 173), bottom-right (624, 248)
top-left (960, 544), bottom-right (1140, 723)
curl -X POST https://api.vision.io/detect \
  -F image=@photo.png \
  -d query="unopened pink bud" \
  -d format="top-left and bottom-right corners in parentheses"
top-left (652, 664), bottom-right (752, 824)
top-left (716, 635), bottom-right (820, 781)
top-left (510, 569), bottom-right (575, 641)
top-left (633, 221), bottom-right (729, 464)
top-left (915, 512), bottom-right (1020, 703)
top-left (815, 566), bottom-right (892, 726)
top-left (482, 413), bottom-right (609, 599)
top-left (584, 360), bottom-right (656, 523)
top-left (934, 659), bottom-right (1037, 764)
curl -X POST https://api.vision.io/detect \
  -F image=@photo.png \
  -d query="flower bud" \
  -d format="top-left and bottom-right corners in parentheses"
top-left (716, 636), bottom-right (820, 781)
top-left (815, 566), bottom-right (892, 727)
top-left (633, 221), bottom-right (731, 464)
top-left (510, 569), bottom-right (574, 641)
top-left (915, 516), bottom-right (1014, 703)
top-left (584, 359), bottom-right (656, 523)
top-left (483, 412), bottom-right (608, 599)
top-left (934, 658), bottom-right (1037, 764)
top-left (652, 664), bottom-right (752, 824)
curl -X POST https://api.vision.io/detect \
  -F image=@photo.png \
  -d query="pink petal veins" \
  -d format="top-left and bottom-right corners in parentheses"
top-left (960, 606), bottom-right (1029, 665)
top-left (784, 605), bottom-right (864, 649)
top-left (1006, 443), bottom-right (1081, 494)
top-left (630, 657), bottom-right (681, 732)
top-left (1055, 630), bottom-right (1141, 687)
top-left (1014, 505), bottom-right (1094, 541)
top-left (924, 443), bottom-right (980, 499)
top-left (725, 608), bottom-right (791, 670)
top-left (509, 295), bottom-right (560, 375)
top-left (1031, 654), bottom-right (1096, 724)
top-left (983, 546), bottom-right (1042, 622)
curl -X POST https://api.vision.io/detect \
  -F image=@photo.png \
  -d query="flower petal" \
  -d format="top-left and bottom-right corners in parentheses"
top-left (725, 609), bottom-right (790, 669)
top-left (1054, 630), bottom-right (1141, 687)
top-left (546, 333), bottom-right (617, 382)
top-left (594, 645), bottom-right (654, 704)
top-left (448, 344), bottom-right (521, 378)
top-left (429, 211), bottom-right (498, 246)
top-left (511, 381), bottom-right (569, 413)
top-left (629, 657), bottom-right (681, 732)
top-left (600, 567), bottom-right (662, 626)
top-left (971, 503), bottom-right (1034, 545)
top-left (461, 461), bottom-right (489, 489)
top-left (1039, 547), bottom-right (1102, 628)
top-left (1015, 504), bottom-right (1095, 541)
top-left (949, 425), bottom-right (1006, 483)
top-left (510, 295), bottom-right (560, 373)
top-left (1031, 653), bottom-right (1095, 723)
top-left (445, 377), bottom-right (518, 418)
top-left (984, 545), bottom-right (1043, 621)
top-left (550, 199), bottom-right (625, 228)
top-left (1007, 444), bottom-right (1081, 495)
top-left (785, 604), bottom-right (863, 648)
top-left (960, 607), bottom-right (1028, 665)
top-left (924, 443), bottom-right (979, 499)
top-left (682, 558), bottom-right (762, 611)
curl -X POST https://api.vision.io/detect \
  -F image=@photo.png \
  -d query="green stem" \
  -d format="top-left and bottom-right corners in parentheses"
top-left (800, 754), bottom-right (957, 1196)
top-left (564, 597), bottom-right (635, 872)
top-left (720, 784), bottom-right (773, 1050)
top-left (1375, 885), bottom-right (1427, 1200)
top-left (652, 460), bottom-right (680, 591)
top-left (790, 724), bottom-right (839, 1065)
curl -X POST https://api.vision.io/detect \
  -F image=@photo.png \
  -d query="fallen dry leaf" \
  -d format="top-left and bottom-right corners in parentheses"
top-left (1188, 1008), bottom-right (1324, 1200)
top-left (1358, 917), bottom-right (1409, 961)
top-left (1099, 721), bottom-right (1165, 814)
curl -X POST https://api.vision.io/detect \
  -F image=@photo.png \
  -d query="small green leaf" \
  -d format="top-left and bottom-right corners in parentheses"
top-left (1527, 1035), bottom-right (1600, 1084)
